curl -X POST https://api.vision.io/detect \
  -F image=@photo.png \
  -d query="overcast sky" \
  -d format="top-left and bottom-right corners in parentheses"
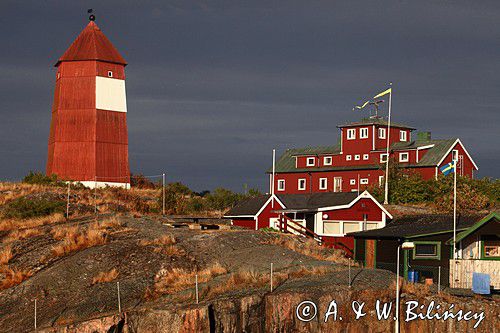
top-left (1, 1), bottom-right (499, 192)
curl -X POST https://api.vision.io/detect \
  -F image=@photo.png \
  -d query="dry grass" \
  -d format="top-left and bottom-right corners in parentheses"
top-left (51, 225), bottom-right (79, 240)
top-left (265, 234), bottom-right (350, 264)
top-left (148, 262), bottom-right (227, 299)
top-left (205, 265), bottom-right (331, 298)
top-left (0, 246), bottom-right (13, 265)
top-left (0, 266), bottom-right (32, 290)
top-left (92, 268), bottom-right (119, 285)
top-left (401, 281), bottom-right (431, 297)
top-left (153, 245), bottom-right (185, 256)
top-left (139, 235), bottom-right (176, 247)
top-left (97, 216), bottom-right (122, 229)
top-left (5, 228), bottom-right (44, 242)
top-left (0, 213), bottom-right (65, 232)
top-left (50, 226), bottom-right (107, 258)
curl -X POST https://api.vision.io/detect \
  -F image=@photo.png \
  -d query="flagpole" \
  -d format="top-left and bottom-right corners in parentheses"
top-left (271, 149), bottom-right (276, 208)
top-left (453, 159), bottom-right (457, 259)
top-left (383, 83), bottom-right (392, 205)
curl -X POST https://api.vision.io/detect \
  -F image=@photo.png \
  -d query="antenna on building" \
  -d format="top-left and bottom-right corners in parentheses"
top-left (88, 9), bottom-right (96, 21)
top-left (369, 99), bottom-right (384, 118)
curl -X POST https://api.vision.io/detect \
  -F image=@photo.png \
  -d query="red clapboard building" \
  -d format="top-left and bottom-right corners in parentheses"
top-left (270, 117), bottom-right (478, 194)
top-left (46, 17), bottom-right (130, 188)
top-left (225, 191), bottom-right (392, 255)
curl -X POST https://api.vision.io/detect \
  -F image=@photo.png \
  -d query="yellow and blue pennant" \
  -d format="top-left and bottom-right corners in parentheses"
top-left (440, 161), bottom-right (456, 176)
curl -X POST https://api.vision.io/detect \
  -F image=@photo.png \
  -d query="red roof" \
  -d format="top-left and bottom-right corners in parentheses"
top-left (56, 21), bottom-right (127, 66)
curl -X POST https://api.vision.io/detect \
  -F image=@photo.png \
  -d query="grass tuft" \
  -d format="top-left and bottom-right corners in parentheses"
top-left (92, 268), bottom-right (119, 285)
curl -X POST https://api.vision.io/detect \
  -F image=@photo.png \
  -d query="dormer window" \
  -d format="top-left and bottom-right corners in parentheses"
top-left (378, 128), bottom-right (386, 139)
top-left (107, 71), bottom-right (113, 78)
top-left (399, 152), bottom-right (409, 162)
top-left (400, 130), bottom-right (407, 142)
top-left (347, 129), bottom-right (356, 140)
top-left (359, 127), bottom-right (369, 139)
top-left (323, 156), bottom-right (332, 166)
top-left (306, 157), bottom-right (315, 166)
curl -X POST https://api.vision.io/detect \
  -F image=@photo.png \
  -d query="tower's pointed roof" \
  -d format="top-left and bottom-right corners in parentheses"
top-left (56, 21), bottom-right (127, 66)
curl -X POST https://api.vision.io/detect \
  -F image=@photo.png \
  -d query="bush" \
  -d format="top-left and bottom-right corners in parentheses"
top-left (23, 171), bottom-right (59, 185)
top-left (373, 161), bottom-right (497, 212)
top-left (130, 173), bottom-right (158, 189)
top-left (2, 197), bottom-right (66, 219)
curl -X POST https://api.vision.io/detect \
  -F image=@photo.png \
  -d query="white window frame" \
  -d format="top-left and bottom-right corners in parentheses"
top-left (452, 149), bottom-right (458, 162)
top-left (306, 157), bottom-right (315, 166)
top-left (298, 178), bottom-right (306, 191)
top-left (363, 154), bottom-right (369, 160)
top-left (378, 175), bottom-right (384, 187)
top-left (400, 130), bottom-right (407, 142)
top-left (359, 127), bottom-right (369, 139)
top-left (378, 127), bottom-right (386, 139)
top-left (350, 179), bottom-right (356, 185)
top-left (277, 179), bottom-right (285, 191)
top-left (399, 152), bottom-right (409, 162)
top-left (319, 178), bottom-right (328, 190)
top-left (380, 153), bottom-right (388, 163)
top-left (333, 177), bottom-right (342, 192)
top-left (346, 155), bottom-right (352, 161)
top-left (354, 154), bottom-right (360, 161)
top-left (347, 128), bottom-right (356, 140)
top-left (360, 178), bottom-right (369, 185)
top-left (107, 70), bottom-right (113, 78)
top-left (323, 156), bottom-right (332, 166)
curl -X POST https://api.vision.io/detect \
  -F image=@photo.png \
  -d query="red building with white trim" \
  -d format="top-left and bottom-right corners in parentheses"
top-left (225, 191), bottom-right (392, 255)
top-left (269, 118), bottom-right (478, 194)
top-left (46, 18), bottom-right (130, 188)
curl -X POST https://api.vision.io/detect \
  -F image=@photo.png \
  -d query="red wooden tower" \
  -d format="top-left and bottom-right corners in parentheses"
top-left (46, 17), bottom-right (130, 188)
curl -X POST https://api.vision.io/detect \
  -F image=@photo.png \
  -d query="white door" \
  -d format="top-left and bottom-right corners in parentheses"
top-left (334, 177), bottom-right (342, 192)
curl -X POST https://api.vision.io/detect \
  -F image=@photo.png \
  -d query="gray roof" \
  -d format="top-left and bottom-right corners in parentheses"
top-left (225, 195), bottom-right (270, 216)
top-left (225, 192), bottom-right (359, 217)
top-left (277, 192), bottom-right (358, 210)
top-left (348, 214), bottom-right (483, 239)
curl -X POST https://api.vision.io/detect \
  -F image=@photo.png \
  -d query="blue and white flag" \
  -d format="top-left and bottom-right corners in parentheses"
top-left (440, 161), bottom-right (455, 176)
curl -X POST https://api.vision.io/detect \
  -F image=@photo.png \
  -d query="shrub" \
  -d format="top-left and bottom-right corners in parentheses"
top-left (22, 171), bottom-right (59, 185)
top-left (2, 197), bottom-right (65, 219)
top-left (205, 188), bottom-right (242, 211)
top-left (130, 173), bottom-right (158, 189)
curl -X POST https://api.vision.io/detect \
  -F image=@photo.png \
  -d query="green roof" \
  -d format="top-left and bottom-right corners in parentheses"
top-left (447, 212), bottom-right (499, 244)
top-left (416, 138), bottom-right (457, 166)
top-left (269, 138), bottom-right (458, 173)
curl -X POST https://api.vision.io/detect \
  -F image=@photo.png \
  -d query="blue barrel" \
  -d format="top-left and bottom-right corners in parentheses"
top-left (408, 270), bottom-right (419, 283)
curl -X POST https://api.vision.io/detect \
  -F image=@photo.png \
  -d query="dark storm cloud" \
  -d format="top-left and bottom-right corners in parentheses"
top-left (0, 1), bottom-right (498, 191)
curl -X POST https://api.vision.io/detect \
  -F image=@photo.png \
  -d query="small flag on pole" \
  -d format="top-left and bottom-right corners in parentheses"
top-left (439, 161), bottom-right (456, 176)
top-left (353, 87), bottom-right (392, 111)
top-left (373, 88), bottom-right (392, 99)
